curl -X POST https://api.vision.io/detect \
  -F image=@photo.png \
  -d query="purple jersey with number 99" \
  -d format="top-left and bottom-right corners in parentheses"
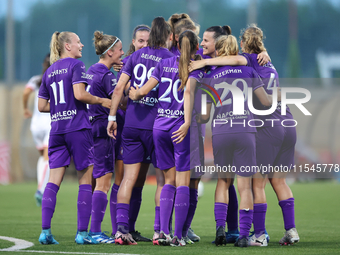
top-left (121, 46), bottom-right (174, 130)
top-left (38, 58), bottom-right (91, 135)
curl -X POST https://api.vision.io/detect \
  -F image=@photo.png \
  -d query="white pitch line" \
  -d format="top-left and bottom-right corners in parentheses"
top-left (0, 236), bottom-right (34, 251)
top-left (0, 236), bottom-right (140, 255)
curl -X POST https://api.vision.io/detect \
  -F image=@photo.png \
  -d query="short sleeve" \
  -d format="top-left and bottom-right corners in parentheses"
top-left (252, 69), bottom-right (265, 91)
top-left (150, 60), bottom-right (163, 82)
top-left (121, 53), bottom-right (135, 77)
top-left (105, 72), bottom-right (117, 96)
top-left (25, 75), bottom-right (40, 91)
top-left (38, 73), bottom-right (49, 100)
top-left (72, 62), bottom-right (87, 85)
top-left (189, 69), bottom-right (205, 82)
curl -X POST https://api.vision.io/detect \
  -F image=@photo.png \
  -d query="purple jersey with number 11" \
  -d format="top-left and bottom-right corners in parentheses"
top-left (39, 58), bottom-right (91, 135)
top-left (121, 46), bottom-right (174, 130)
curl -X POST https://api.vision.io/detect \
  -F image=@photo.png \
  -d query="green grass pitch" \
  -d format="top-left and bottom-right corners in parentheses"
top-left (0, 181), bottom-right (339, 254)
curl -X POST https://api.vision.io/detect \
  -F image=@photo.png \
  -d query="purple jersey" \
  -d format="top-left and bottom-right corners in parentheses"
top-left (87, 63), bottom-right (117, 137)
top-left (242, 53), bottom-right (293, 126)
top-left (122, 46), bottom-right (174, 130)
top-left (169, 45), bottom-right (181, 57)
top-left (204, 65), bottom-right (264, 135)
top-left (39, 57), bottom-right (91, 135)
top-left (151, 56), bottom-right (204, 131)
top-left (196, 48), bottom-right (212, 59)
top-left (117, 55), bottom-right (130, 81)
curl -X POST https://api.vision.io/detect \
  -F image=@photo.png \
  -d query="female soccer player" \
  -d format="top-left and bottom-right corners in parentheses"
top-left (129, 29), bottom-right (204, 247)
top-left (112, 24), bottom-right (153, 243)
top-left (107, 17), bottom-right (174, 245)
top-left (38, 31), bottom-right (111, 245)
top-left (23, 53), bottom-right (51, 206)
top-left (167, 13), bottom-right (202, 243)
top-left (86, 31), bottom-right (124, 244)
top-left (198, 35), bottom-right (277, 247)
top-left (239, 25), bottom-right (299, 246)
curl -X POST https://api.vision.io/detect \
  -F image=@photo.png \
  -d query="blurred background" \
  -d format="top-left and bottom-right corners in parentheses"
top-left (0, 0), bottom-right (340, 184)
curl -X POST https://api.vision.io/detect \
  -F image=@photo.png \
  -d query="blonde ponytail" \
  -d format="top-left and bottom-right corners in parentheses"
top-left (215, 35), bottom-right (239, 57)
top-left (49, 31), bottom-right (73, 64)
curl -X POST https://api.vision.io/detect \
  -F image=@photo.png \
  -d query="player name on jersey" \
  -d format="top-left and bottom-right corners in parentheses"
top-left (48, 68), bottom-right (68, 78)
top-left (141, 53), bottom-right (162, 62)
top-left (213, 68), bottom-right (243, 79)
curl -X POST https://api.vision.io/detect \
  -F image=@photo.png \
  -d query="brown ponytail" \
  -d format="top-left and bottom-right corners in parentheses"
top-left (178, 30), bottom-right (199, 90)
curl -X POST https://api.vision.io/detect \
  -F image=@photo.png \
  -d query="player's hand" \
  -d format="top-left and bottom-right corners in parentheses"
top-left (113, 62), bottom-right (123, 72)
top-left (23, 109), bottom-right (32, 118)
top-left (257, 51), bottom-right (271, 66)
top-left (129, 86), bottom-right (139, 101)
top-left (101, 98), bottom-right (112, 109)
top-left (107, 121), bottom-right (117, 139)
top-left (171, 123), bottom-right (190, 144)
top-left (189, 60), bottom-right (206, 72)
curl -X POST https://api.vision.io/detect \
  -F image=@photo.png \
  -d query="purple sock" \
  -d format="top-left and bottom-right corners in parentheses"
top-left (160, 184), bottom-right (176, 234)
top-left (90, 190), bottom-right (108, 233)
top-left (174, 186), bottom-right (190, 239)
top-left (41, 182), bottom-right (59, 229)
top-left (239, 209), bottom-right (254, 239)
top-left (129, 187), bottom-right (143, 232)
top-left (215, 202), bottom-right (228, 230)
top-left (116, 203), bottom-right (129, 234)
top-left (182, 188), bottom-right (198, 237)
top-left (154, 206), bottom-right (160, 233)
top-left (227, 185), bottom-right (238, 232)
top-left (77, 184), bottom-right (92, 231)
top-left (279, 197), bottom-right (295, 230)
top-left (253, 203), bottom-right (267, 238)
top-left (110, 184), bottom-right (119, 235)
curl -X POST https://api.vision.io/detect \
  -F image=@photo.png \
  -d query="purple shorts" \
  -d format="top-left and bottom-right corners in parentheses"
top-left (48, 129), bottom-right (94, 171)
top-left (121, 127), bottom-right (157, 166)
top-left (190, 123), bottom-right (205, 178)
top-left (212, 132), bottom-right (256, 177)
top-left (153, 125), bottom-right (190, 172)
top-left (93, 136), bottom-right (115, 179)
top-left (256, 126), bottom-right (296, 174)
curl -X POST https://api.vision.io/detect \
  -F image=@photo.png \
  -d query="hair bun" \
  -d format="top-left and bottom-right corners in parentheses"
top-left (222, 25), bottom-right (232, 35)
top-left (94, 31), bottom-right (104, 42)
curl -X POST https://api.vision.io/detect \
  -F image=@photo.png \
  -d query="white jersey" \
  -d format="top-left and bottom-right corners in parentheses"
top-left (25, 75), bottom-right (51, 132)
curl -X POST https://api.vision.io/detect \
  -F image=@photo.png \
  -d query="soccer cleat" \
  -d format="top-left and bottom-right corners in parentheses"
top-left (249, 229), bottom-right (270, 243)
top-left (34, 190), bottom-right (43, 207)
top-left (75, 231), bottom-right (99, 245)
top-left (225, 229), bottom-right (239, 243)
top-left (248, 233), bottom-right (268, 246)
top-left (129, 230), bottom-right (152, 242)
top-left (89, 231), bottom-right (115, 244)
top-left (279, 228), bottom-right (300, 245)
top-left (114, 231), bottom-right (137, 245)
top-left (158, 231), bottom-right (172, 246)
top-left (153, 232), bottom-right (160, 246)
top-left (215, 226), bottom-right (227, 246)
top-left (187, 227), bottom-right (200, 242)
top-left (39, 229), bottom-right (59, 245)
top-left (183, 236), bottom-right (194, 244)
top-left (170, 236), bottom-right (186, 247)
top-left (234, 237), bottom-right (248, 247)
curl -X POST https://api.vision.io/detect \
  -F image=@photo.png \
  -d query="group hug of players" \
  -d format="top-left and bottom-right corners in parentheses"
top-left (36, 13), bottom-right (300, 248)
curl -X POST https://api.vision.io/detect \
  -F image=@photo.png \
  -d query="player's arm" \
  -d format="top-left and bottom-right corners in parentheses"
top-left (189, 55), bottom-right (247, 72)
top-left (73, 82), bottom-right (111, 108)
top-left (38, 98), bottom-right (50, 113)
top-left (197, 102), bottom-right (212, 124)
top-left (254, 86), bottom-right (281, 107)
top-left (257, 51), bottom-right (271, 66)
top-left (172, 78), bottom-right (197, 144)
top-left (23, 87), bottom-right (33, 118)
top-left (129, 77), bottom-right (159, 101)
top-left (107, 73), bottom-right (130, 138)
